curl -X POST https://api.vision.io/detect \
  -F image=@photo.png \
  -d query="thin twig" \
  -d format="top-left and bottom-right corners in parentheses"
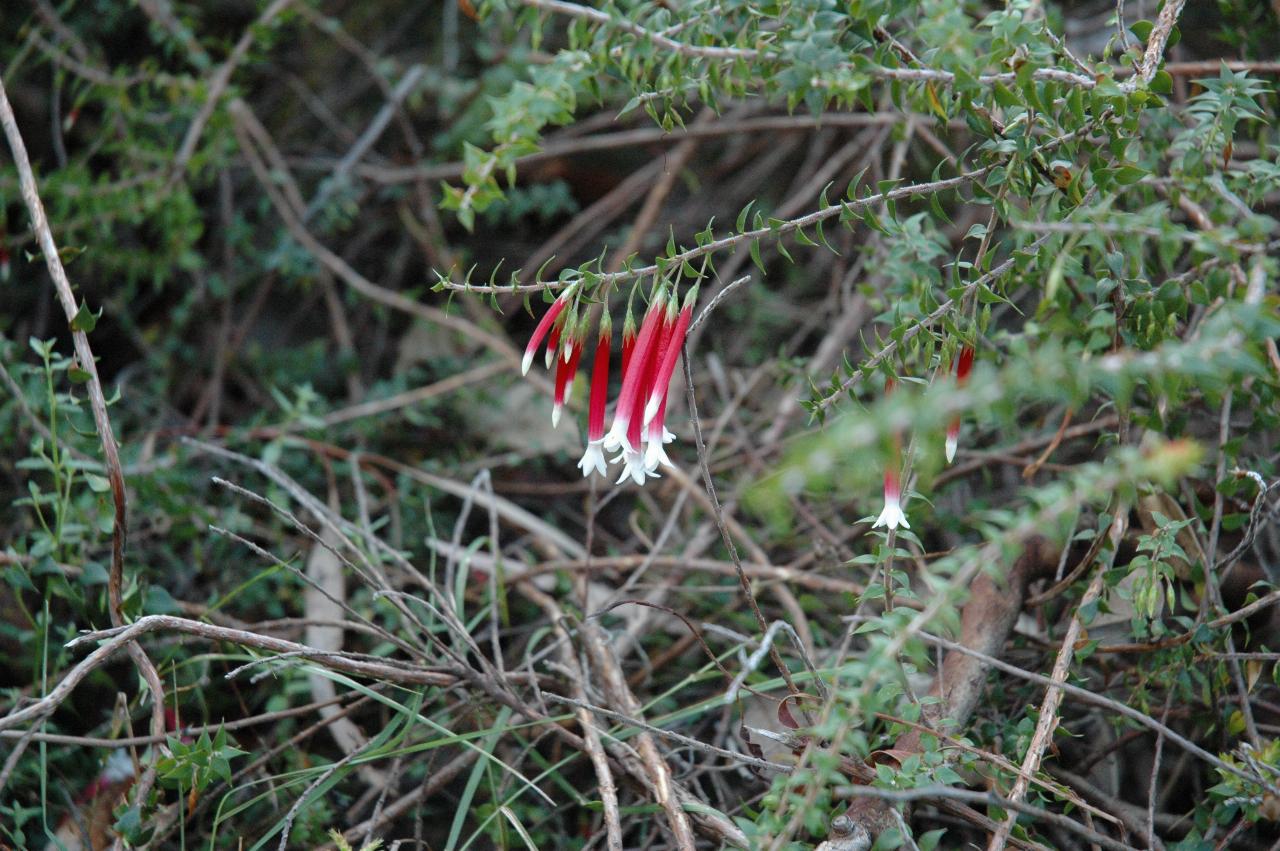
top-left (987, 514), bottom-right (1125, 851)
top-left (0, 71), bottom-right (168, 798)
top-left (903, 628), bottom-right (1266, 788)
top-left (682, 341), bottom-right (802, 698)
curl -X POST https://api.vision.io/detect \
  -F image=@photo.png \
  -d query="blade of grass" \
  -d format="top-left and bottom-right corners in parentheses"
top-left (444, 706), bottom-right (511, 851)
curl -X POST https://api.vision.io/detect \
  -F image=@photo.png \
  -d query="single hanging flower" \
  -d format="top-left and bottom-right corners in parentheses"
top-left (562, 314), bottom-right (589, 407)
top-left (945, 345), bottom-right (975, 464)
top-left (545, 312), bottom-right (565, 369)
top-left (604, 282), bottom-right (667, 455)
top-left (620, 304), bottom-right (638, 378)
top-left (644, 392), bottom-right (674, 472)
top-left (616, 402), bottom-right (653, 485)
top-left (873, 377), bottom-right (910, 531)
top-left (521, 285), bottom-right (576, 375)
top-left (561, 313), bottom-right (578, 364)
top-left (636, 293), bottom-right (680, 473)
top-left (577, 315), bottom-right (612, 478)
top-left (551, 319), bottom-right (585, 428)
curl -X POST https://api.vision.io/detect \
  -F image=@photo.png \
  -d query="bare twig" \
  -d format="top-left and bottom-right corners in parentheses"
top-left (987, 516), bottom-right (1125, 851)
top-left (682, 342), bottom-right (802, 698)
top-left (0, 72), bottom-right (168, 798)
top-left (64, 615), bottom-right (457, 688)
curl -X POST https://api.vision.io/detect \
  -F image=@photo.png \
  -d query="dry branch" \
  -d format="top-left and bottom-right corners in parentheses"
top-left (0, 73), bottom-right (167, 800)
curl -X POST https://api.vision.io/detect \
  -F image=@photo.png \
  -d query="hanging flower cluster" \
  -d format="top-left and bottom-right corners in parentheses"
top-left (523, 282), bottom-right (698, 486)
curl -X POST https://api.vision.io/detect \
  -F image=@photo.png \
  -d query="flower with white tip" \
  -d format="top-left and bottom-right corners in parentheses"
top-left (644, 421), bottom-right (674, 471)
top-left (873, 468), bottom-right (910, 530)
top-left (872, 377), bottom-right (910, 531)
top-left (545, 315), bottom-right (564, 369)
top-left (612, 370), bottom-right (664, 484)
top-left (620, 305), bottom-right (637, 376)
top-left (945, 344), bottom-right (975, 464)
top-left (603, 282), bottom-right (667, 455)
top-left (578, 441), bottom-right (607, 478)
top-left (642, 286), bottom-right (697, 429)
top-left (577, 317), bottom-right (612, 478)
top-left (615, 446), bottom-right (654, 485)
top-left (550, 320), bottom-right (584, 428)
top-left (521, 285), bottom-right (576, 376)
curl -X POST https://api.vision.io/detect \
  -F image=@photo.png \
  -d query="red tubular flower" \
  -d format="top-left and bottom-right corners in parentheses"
top-left (551, 321), bottom-right (584, 428)
top-left (616, 301), bottom-right (670, 484)
top-left (621, 304), bottom-right (638, 377)
top-left (604, 283), bottom-right (667, 456)
top-left (642, 294), bottom-right (678, 405)
top-left (643, 285), bottom-right (697, 429)
top-left (545, 313), bottom-right (564, 369)
top-left (873, 377), bottom-right (909, 531)
top-left (577, 317), bottom-right (612, 478)
top-left (945, 345), bottom-right (975, 464)
top-left (521, 285), bottom-right (575, 375)
top-left (560, 310), bottom-right (578, 365)
top-left (629, 297), bottom-right (675, 474)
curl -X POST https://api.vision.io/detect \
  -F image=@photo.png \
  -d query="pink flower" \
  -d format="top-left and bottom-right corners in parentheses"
top-left (872, 377), bottom-right (910, 531)
top-left (604, 283), bottom-right (667, 456)
top-left (521, 285), bottom-right (576, 375)
top-left (945, 345), bottom-right (975, 464)
top-left (577, 317), bottom-right (611, 478)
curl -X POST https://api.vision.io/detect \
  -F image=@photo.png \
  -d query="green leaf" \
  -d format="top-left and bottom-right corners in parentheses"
top-left (993, 82), bottom-right (1021, 108)
top-left (921, 824), bottom-right (952, 844)
top-left (1129, 20), bottom-right (1154, 42)
top-left (1113, 164), bottom-right (1147, 185)
top-left (70, 300), bottom-right (100, 332)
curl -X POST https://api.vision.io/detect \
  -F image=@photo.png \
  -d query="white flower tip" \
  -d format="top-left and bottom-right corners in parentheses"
top-left (577, 442), bottom-right (607, 478)
top-left (563, 343), bottom-right (574, 363)
top-left (945, 434), bottom-right (958, 464)
top-left (642, 394), bottom-right (661, 427)
top-left (872, 500), bottom-right (910, 531)
top-left (644, 439), bottom-right (673, 473)
top-left (662, 427), bottom-right (676, 444)
top-left (603, 419), bottom-right (630, 453)
top-left (614, 449), bottom-right (652, 486)
top-left (521, 351), bottom-right (534, 376)
top-left (544, 348), bottom-right (555, 369)
top-left (551, 404), bottom-right (562, 428)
